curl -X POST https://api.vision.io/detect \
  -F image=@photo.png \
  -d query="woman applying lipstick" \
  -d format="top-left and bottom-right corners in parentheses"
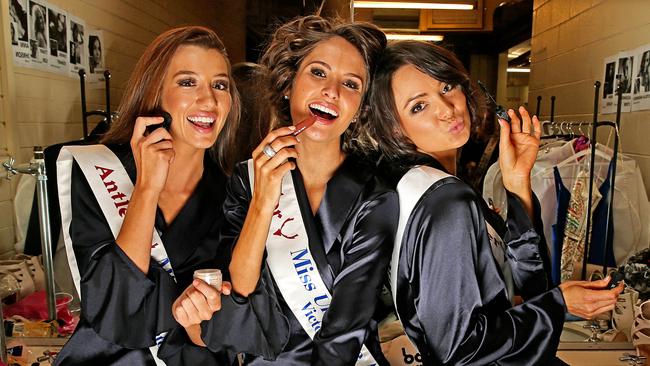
top-left (194, 15), bottom-right (396, 365)
top-left (362, 41), bottom-right (623, 365)
top-left (55, 26), bottom-right (240, 365)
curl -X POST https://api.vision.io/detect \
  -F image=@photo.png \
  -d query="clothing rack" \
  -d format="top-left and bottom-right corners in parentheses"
top-left (539, 81), bottom-right (623, 281)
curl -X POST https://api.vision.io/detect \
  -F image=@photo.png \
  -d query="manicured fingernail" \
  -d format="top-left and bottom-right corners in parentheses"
top-left (296, 136), bottom-right (301, 142)
top-left (289, 126), bottom-right (296, 130)
top-left (193, 279), bottom-right (200, 286)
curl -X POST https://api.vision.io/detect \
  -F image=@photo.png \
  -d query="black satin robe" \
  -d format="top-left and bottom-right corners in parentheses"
top-left (202, 155), bottom-right (399, 366)
top-left (54, 144), bottom-right (234, 366)
top-left (392, 157), bottom-right (566, 366)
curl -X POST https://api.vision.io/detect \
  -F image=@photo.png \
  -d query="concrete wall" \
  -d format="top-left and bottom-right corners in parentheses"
top-left (0, 0), bottom-right (245, 256)
top-left (530, 0), bottom-right (650, 196)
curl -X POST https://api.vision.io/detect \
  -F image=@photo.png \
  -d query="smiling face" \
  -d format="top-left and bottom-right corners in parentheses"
top-left (160, 45), bottom-right (232, 152)
top-left (288, 36), bottom-right (366, 144)
top-left (392, 64), bottom-right (471, 157)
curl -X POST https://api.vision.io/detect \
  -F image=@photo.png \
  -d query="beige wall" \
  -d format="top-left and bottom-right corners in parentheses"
top-left (0, 0), bottom-right (245, 255)
top-left (530, 0), bottom-right (650, 196)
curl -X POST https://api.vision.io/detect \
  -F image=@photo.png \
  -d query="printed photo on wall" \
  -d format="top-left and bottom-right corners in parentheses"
top-left (68, 14), bottom-right (87, 78)
top-left (632, 44), bottom-right (650, 111)
top-left (46, 3), bottom-right (68, 74)
top-left (28, 0), bottom-right (48, 67)
top-left (617, 51), bottom-right (634, 112)
top-left (9, 0), bottom-right (31, 66)
top-left (601, 55), bottom-right (618, 114)
top-left (87, 30), bottom-right (105, 83)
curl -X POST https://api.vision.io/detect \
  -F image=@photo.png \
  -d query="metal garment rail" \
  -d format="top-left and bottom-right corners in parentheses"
top-left (539, 80), bottom-right (622, 281)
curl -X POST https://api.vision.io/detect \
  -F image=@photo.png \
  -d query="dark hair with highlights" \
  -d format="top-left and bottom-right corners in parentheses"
top-left (260, 15), bottom-right (386, 152)
top-left (102, 26), bottom-right (241, 174)
top-left (361, 41), bottom-right (486, 163)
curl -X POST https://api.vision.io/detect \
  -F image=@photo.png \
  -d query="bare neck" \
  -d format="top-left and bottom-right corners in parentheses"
top-left (428, 149), bottom-right (457, 175)
top-left (295, 139), bottom-right (345, 214)
top-left (165, 145), bottom-right (205, 193)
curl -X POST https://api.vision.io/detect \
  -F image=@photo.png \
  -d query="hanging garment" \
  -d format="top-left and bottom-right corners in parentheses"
top-left (484, 139), bottom-right (650, 267)
top-left (559, 169), bottom-right (602, 282)
top-left (551, 160), bottom-right (616, 284)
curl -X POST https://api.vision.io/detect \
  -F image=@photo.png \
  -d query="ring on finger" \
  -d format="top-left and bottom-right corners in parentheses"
top-left (262, 144), bottom-right (277, 158)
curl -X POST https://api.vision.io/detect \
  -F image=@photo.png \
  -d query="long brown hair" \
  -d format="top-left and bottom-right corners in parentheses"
top-left (362, 41), bottom-right (486, 165)
top-left (102, 26), bottom-right (241, 174)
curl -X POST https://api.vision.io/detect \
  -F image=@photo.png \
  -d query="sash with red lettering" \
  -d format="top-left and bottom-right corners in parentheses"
top-left (57, 144), bottom-right (173, 365)
top-left (246, 159), bottom-right (378, 366)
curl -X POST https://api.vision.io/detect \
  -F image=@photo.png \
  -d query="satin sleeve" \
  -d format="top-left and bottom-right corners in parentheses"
top-left (312, 190), bottom-right (398, 366)
top-left (69, 162), bottom-right (176, 349)
top-left (407, 182), bottom-right (565, 365)
top-left (200, 162), bottom-right (290, 359)
top-left (503, 191), bottom-right (551, 299)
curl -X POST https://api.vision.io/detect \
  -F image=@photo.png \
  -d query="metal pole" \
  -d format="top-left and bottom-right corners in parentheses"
top-left (550, 96), bottom-right (556, 122)
top-left (0, 300), bottom-right (6, 364)
top-left (104, 70), bottom-right (111, 121)
top-left (79, 69), bottom-right (88, 139)
top-left (581, 82), bottom-right (601, 281)
top-left (33, 147), bottom-right (57, 320)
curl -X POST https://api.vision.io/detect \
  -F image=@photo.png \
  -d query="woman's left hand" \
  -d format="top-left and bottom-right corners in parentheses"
top-left (498, 106), bottom-right (541, 192)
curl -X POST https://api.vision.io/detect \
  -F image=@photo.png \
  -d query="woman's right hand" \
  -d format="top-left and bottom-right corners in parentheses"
top-left (172, 280), bottom-right (232, 347)
top-left (130, 116), bottom-right (174, 194)
top-left (250, 126), bottom-right (299, 212)
top-left (558, 277), bottom-right (624, 319)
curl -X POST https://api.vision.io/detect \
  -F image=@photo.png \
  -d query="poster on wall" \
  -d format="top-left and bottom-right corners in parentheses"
top-left (68, 14), bottom-right (88, 78)
top-left (632, 44), bottom-right (650, 112)
top-left (601, 55), bottom-right (618, 114)
top-left (87, 30), bottom-right (105, 83)
top-left (9, 0), bottom-right (31, 66)
top-left (46, 3), bottom-right (68, 74)
top-left (617, 50), bottom-right (635, 112)
top-left (27, 0), bottom-right (48, 68)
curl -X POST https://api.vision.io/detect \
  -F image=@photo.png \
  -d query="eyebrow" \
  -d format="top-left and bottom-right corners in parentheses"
top-left (307, 60), bottom-right (364, 82)
top-left (404, 92), bottom-right (427, 109)
top-left (172, 70), bottom-right (229, 78)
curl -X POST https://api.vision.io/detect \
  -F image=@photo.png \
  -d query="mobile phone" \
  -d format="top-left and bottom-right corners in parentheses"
top-left (145, 111), bottom-right (172, 134)
top-left (606, 271), bottom-right (625, 289)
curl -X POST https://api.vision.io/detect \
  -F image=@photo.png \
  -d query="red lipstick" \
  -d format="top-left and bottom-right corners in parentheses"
top-left (292, 116), bottom-right (317, 136)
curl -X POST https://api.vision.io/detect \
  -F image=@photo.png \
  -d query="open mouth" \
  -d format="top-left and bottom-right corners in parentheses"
top-left (187, 116), bottom-right (215, 130)
top-left (308, 103), bottom-right (339, 121)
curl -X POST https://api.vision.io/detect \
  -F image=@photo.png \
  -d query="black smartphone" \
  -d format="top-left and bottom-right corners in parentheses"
top-left (477, 80), bottom-right (511, 123)
top-left (606, 271), bottom-right (625, 289)
top-left (145, 111), bottom-right (172, 134)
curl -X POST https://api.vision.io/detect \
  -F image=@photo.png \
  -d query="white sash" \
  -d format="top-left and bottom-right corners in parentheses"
top-left (246, 160), bottom-right (378, 365)
top-left (389, 166), bottom-right (513, 359)
top-left (57, 144), bottom-right (174, 365)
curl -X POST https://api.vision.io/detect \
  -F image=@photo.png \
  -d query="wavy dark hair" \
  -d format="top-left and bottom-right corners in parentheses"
top-left (361, 41), bottom-right (486, 164)
top-left (102, 26), bottom-right (241, 174)
top-left (260, 15), bottom-right (386, 153)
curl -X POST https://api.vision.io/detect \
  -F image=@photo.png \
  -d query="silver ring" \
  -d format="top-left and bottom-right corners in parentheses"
top-left (262, 144), bottom-right (277, 158)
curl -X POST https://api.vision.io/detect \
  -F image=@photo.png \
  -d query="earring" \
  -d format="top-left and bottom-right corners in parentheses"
top-left (351, 117), bottom-right (358, 123)
top-left (283, 95), bottom-right (289, 100)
